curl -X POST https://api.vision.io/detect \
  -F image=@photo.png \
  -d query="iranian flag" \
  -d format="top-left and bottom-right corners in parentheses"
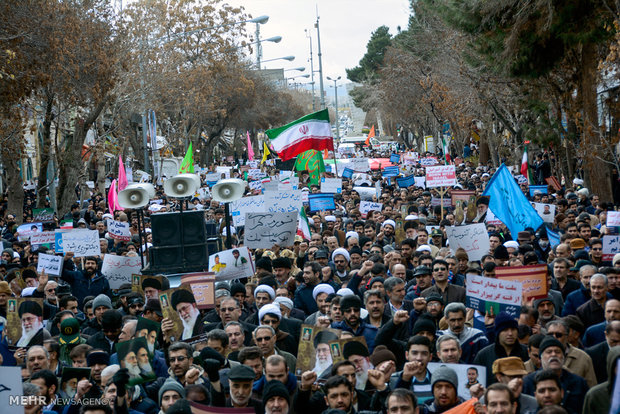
top-left (442, 136), bottom-right (451, 164)
top-left (521, 141), bottom-right (533, 183)
top-left (298, 208), bottom-right (312, 240)
top-left (265, 109), bottom-right (334, 161)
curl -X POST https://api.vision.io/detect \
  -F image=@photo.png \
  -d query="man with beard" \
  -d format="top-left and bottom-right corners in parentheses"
top-left (58, 367), bottom-right (91, 400)
top-left (576, 273), bottom-right (611, 327)
top-left (87, 309), bottom-right (122, 354)
top-left (61, 253), bottom-right (111, 307)
top-left (142, 277), bottom-right (167, 303)
top-left (328, 295), bottom-right (378, 352)
top-left (82, 294), bottom-right (113, 335)
top-left (212, 364), bottom-right (264, 414)
top-left (168, 289), bottom-right (203, 340)
top-left (133, 341), bottom-right (155, 379)
top-left (323, 375), bottom-right (355, 413)
top-left (545, 320), bottom-right (597, 388)
top-left (312, 330), bottom-right (338, 378)
top-left (87, 349), bottom-right (110, 389)
top-left (263, 380), bottom-right (290, 414)
top-left (363, 289), bottom-right (389, 328)
top-left (332, 248), bottom-right (351, 281)
top-left (342, 340), bottom-right (373, 391)
top-left (423, 365), bottom-right (464, 414)
top-left (378, 220), bottom-right (396, 247)
top-left (295, 262), bottom-right (322, 316)
top-left (304, 284), bottom-right (335, 325)
top-left (522, 337), bottom-right (588, 413)
top-left (121, 349), bottom-right (142, 381)
top-left (17, 300), bottom-right (51, 347)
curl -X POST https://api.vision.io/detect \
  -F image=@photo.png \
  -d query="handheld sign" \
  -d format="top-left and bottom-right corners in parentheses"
top-left (208, 247), bottom-right (255, 280)
top-left (62, 230), bottom-right (101, 257)
top-left (425, 165), bottom-right (457, 188)
top-left (445, 223), bottom-right (490, 261)
top-left (37, 253), bottom-right (62, 276)
top-left (106, 219), bottom-right (132, 241)
top-left (230, 195), bottom-right (265, 226)
top-left (244, 212), bottom-right (298, 249)
top-left (495, 264), bottom-right (548, 302)
top-left (320, 178), bottom-right (343, 194)
top-left (466, 274), bottom-right (522, 317)
top-left (101, 254), bottom-right (142, 289)
top-left (307, 193), bottom-right (336, 212)
top-left (359, 201), bottom-right (383, 218)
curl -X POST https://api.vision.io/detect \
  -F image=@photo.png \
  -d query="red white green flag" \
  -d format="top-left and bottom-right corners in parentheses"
top-left (521, 142), bottom-right (533, 183)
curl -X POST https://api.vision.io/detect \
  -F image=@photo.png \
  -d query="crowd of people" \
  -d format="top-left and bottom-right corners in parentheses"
top-left (0, 148), bottom-right (618, 414)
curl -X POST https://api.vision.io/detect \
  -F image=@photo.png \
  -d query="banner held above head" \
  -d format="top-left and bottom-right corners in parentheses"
top-left (265, 109), bottom-right (334, 161)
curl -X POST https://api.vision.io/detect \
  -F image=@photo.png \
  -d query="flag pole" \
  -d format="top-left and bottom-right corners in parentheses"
top-left (331, 144), bottom-right (338, 176)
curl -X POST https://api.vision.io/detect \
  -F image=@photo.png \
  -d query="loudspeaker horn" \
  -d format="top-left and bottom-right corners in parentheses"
top-left (118, 187), bottom-right (150, 209)
top-left (125, 183), bottom-right (156, 199)
top-left (164, 174), bottom-right (200, 198)
top-left (212, 178), bottom-right (246, 203)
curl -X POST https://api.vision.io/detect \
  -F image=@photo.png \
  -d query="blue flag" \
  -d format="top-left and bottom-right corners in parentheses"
top-left (383, 166), bottom-right (399, 177)
top-left (547, 227), bottom-right (561, 248)
top-left (482, 164), bottom-right (543, 236)
top-left (396, 175), bottom-right (415, 188)
top-left (342, 168), bottom-right (354, 179)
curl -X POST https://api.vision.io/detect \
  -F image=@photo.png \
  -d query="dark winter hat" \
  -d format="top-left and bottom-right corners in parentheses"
top-left (228, 364), bottom-right (256, 382)
top-left (539, 336), bottom-right (565, 355)
top-left (166, 399), bottom-right (192, 414)
top-left (494, 312), bottom-right (518, 334)
top-left (262, 380), bottom-right (290, 407)
top-left (369, 345), bottom-right (396, 367)
top-left (493, 245), bottom-right (510, 260)
top-left (158, 378), bottom-right (186, 406)
top-left (339, 295), bottom-right (362, 311)
top-left (101, 309), bottom-right (123, 330)
top-left (230, 282), bottom-right (246, 297)
top-left (431, 365), bottom-right (458, 391)
top-left (256, 257), bottom-right (273, 273)
top-left (413, 317), bottom-right (437, 335)
top-left (272, 257), bottom-right (292, 269)
top-left (141, 277), bottom-right (162, 290)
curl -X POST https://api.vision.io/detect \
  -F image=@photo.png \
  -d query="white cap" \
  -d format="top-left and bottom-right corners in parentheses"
top-left (416, 245), bottom-right (432, 253)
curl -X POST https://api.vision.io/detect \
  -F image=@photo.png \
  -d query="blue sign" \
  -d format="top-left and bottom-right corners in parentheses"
top-left (396, 175), bottom-right (415, 188)
top-left (383, 166), bottom-right (399, 177)
top-left (308, 193), bottom-right (336, 212)
top-left (529, 185), bottom-right (548, 197)
top-left (55, 232), bottom-right (64, 254)
top-left (547, 227), bottom-right (561, 248)
top-left (342, 168), bottom-right (354, 179)
top-left (390, 153), bottom-right (400, 164)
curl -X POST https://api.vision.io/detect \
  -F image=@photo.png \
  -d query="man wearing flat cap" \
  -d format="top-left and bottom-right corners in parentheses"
top-left (212, 364), bottom-right (264, 414)
top-left (477, 357), bottom-right (537, 414)
top-left (169, 289), bottom-right (204, 340)
top-left (17, 300), bottom-right (51, 347)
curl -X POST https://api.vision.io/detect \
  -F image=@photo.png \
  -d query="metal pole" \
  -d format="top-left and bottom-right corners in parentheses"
top-left (224, 202), bottom-right (232, 249)
top-left (305, 29), bottom-right (316, 111)
top-left (334, 79), bottom-right (340, 140)
top-left (315, 12), bottom-right (326, 109)
top-left (255, 22), bottom-right (262, 69)
top-left (139, 41), bottom-right (150, 175)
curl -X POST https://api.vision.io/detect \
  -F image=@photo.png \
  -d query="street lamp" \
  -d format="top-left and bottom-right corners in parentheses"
top-left (285, 66), bottom-right (306, 72)
top-left (327, 76), bottom-right (341, 140)
top-left (253, 15), bottom-right (271, 68)
top-left (260, 56), bottom-right (295, 65)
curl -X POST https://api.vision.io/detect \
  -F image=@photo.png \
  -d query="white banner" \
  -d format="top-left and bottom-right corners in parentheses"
top-left (30, 231), bottom-right (56, 246)
top-left (265, 191), bottom-right (303, 213)
top-left (607, 211), bottom-right (620, 227)
top-left (359, 201), bottom-right (383, 218)
top-left (350, 158), bottom-right (370, 172)
top-left (101, 254), bottom-right (142, 289)
top-left (245, 212), bottom-right (298, 249)
top-left (37, 253), bottom-right (62, 276)
top-left (230, 196), bottom-right (265, 226)
top-left (106, 219), bottom-right (132, 241)
top-left (62, 230), bottom-right (101, 257)
top-left (320, 178), bottom-right (343, 194)
top-left (425, 165), bottom-right (457, 188)
top-left (446, 223), bottom-right (490, 261)
top-left (209, 247), bottom-right (255, 280)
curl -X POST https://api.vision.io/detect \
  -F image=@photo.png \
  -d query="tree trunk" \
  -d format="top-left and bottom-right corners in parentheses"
top-left (37, 91), bottom-right (54, 208)
top-left (2, 142), bottom-right (25, 225)
top-left (57, 99), bottom-right (108, 216)
top-left (579, 46), bottom-right (611, 200)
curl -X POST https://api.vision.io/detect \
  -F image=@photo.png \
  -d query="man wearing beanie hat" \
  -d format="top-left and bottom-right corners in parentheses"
top-left (16, 300), bottom-right (50, 347)
top-left (83, 293), bottom-right (113, 336)
top-left (326, 295), bottom-right (378, 353)
top-left (424, 365), bottom-right (463, 414)
top-left (169, 288), bottom-right (204, 340)
top-left (166, 399), bottom-right (192, 414)
top-left (159, 377), bottom-right (186, 414)
top-left (369, 345), bottom-right (396, 375)
top-left (474, 312), bottom-right (529, 385)
top-left (522, 336), bottom-right (588, 411)
top-left (272, 257), bottom-right (292, 286)
top-left (263, 380), bottom-right (290, 414)
top-left (87, 309), bottom-right (123, 354)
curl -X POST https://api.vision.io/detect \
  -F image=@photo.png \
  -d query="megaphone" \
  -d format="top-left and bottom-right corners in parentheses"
top-left (118, 187), bottom-right (150, 209)
top-left (125, 183), bottom-right (156, 199)
top-left (212, 178), bottom-right (246, 203)
top-left (164, 174), bottom-right (200, 198)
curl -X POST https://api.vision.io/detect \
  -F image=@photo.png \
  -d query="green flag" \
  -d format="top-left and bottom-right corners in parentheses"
top-left (294, 149), bottom-right (325, 187)
top-left (179, 142), bottom-right (194, 174)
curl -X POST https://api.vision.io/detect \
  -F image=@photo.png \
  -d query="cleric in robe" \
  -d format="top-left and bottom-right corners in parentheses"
top-left (17, 300), bottom-right (51, 347)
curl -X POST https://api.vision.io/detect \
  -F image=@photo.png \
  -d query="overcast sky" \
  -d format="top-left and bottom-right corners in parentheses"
top-left (226, 0), bottom-right (411, 84)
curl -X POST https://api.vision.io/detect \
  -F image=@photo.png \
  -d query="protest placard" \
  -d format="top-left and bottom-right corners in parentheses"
top-left (533, 202), bottom-right (556, 223)
top-left (396, 175), bottom-right (415, 188)
top-left (296, 325), bottom-right (343, 377)
top-left (32, 208), bottom-right (55, 223)
top-left (37, 253), bottom-right (62, 276)
top-left (466, 274), bottom-right (522, 317)
top-left (0, 366), bottom-right (26, 414)
top-left (30, 231), bottom-right (56, 247)
top-left (390, 153), bottom-right (400, 163)
top-left (431, 197), bottom-right (452, 207)
top-left (426, 165), bottom-right (457, 188)
top-left (350, 158), bottom-right (370, 172)
top-left (244, 212), bottom-right (298, 248)
top-left (208, 247), bottom-right (255, 280)
top-left (603, 235), bottom-right (620, 261)
top-left (359, 201), bottom-right (383, 218)
top-left (342, 168), bottom-right (354, 179)
top-left (230, 195), bottom-right (265, 226)
top-left (106, 219), bottom-right (132, 241)
top-left (320, 178), bottom-right (343, 193)
top-left (263, 181), bottom-right (279, 192)
top-left (159, 288), bottom-right (184, 341)
top-left (180, 273), bottom-right (216, 309)
top-left (307, 193), bottom-right (336, 212)
top-left (607, 211), bottom-right (620, 227)
top-left (16, 223), bottom-right (43, 242)
top-left (101, 254), bottom-right (142, 289)
top-left (382, 166), bottom-right (400, 177)
top-left (215, 166), bottom-right (231, 178)
top-left (529, 185), bottom-right (548, 197)
top-left (420, 157), bottom-right (439, 166)
top-left (445, 223), bottom-right (490, 261)
top-left (328, 337), bottom-right (368, 366)
top-left (265, 191), bottom-right (303, 213)
top-left (61, 230), bottom-right (101, 257)
top-left (414, 176), bottom-right (426, 188)
top-left (496, 264), bottom-right (548, 302)
top-left (451, 190), bottom-right (476, 206)
top-left (427, 363), bottom-right (487, 401)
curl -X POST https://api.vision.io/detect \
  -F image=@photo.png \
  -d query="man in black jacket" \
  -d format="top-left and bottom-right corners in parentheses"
top-left (86, 309), bottom-right (122, 355)
top-left (586, 320), bottom-right (620, 383)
